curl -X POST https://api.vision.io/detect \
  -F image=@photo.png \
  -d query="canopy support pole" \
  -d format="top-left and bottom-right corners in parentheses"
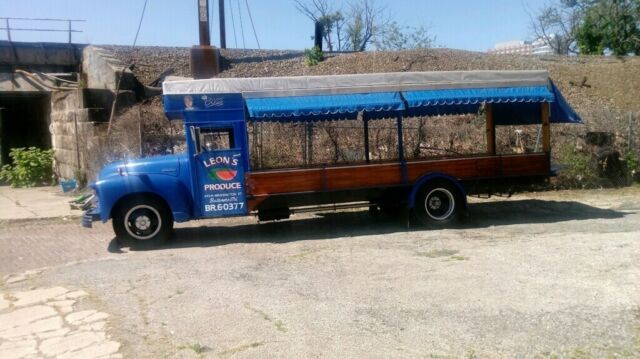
top-left (485, 103), bottom-right (496, 155)
top-left (397, 114), bottom-right (407, 183)
top-left (541, 102), bottom-right (551, 153)
top-left (363, 115), bottom-right (370, 164)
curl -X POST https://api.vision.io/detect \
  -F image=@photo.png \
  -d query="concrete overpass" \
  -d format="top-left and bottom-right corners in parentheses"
top-left (0, 41), bottom-right (138, 178)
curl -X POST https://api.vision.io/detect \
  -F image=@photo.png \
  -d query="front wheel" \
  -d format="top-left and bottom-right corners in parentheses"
top-left (413, 182), bottom-right (460, 226)
top-left (112, 197), bottom-right (173, 249)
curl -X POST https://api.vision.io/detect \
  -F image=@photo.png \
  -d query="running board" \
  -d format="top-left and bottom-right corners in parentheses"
top-left (290, 201), bottom-right (376, 214)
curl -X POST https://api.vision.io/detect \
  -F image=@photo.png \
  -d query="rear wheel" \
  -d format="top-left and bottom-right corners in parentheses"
top-left (113, 197), bottom-right (173, 249)
top-left (413, 181), bottom-right (460, 226)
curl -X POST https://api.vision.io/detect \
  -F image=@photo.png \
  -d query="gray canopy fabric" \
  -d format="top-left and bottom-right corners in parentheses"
top-left (162, 71), bottom-right (582, 124)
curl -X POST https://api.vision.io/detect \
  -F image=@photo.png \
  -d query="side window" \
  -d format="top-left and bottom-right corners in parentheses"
top-left (199, 128), bottom-right (235, 152)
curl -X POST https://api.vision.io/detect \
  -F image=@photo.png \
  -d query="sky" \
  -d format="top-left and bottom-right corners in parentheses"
top-left (0, 0), bottom-right (548, 52)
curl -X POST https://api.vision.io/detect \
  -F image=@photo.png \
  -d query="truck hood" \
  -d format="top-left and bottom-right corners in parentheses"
top-left (98, 154), bottom-right (187, 180)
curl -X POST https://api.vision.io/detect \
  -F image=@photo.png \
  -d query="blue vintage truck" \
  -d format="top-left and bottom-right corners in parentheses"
top-left (83, 71), bottom-right (581, 247)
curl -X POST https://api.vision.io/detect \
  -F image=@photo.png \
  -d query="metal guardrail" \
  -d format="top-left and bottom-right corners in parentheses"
top-left (0, 17), bottom-right (85, 43)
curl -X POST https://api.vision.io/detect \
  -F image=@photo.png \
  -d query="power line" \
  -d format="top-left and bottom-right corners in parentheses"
top-left (132, 0), bottom-right (148, 48)
top-left (229, 0), bottom-right (238, 47)
top-left (237, 0), bottom-right (246, 48)
top-left (108, 0), bottom-right (149, 135)
top-left (244, 0), bottom-right (260, 49)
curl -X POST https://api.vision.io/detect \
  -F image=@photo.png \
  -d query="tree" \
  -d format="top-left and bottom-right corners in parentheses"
top-left (375, 21), bottom-right (436, 50)
top-left (343, 0), bottom-right (390, 51)
top-left (295, 0), bottom-right (391, 51)
top-left (527, 0), bottom-right (592, 54)
top-left (294, 0), bottom-right (345, 51)
top-left (530, 0), bottom-right (640, 56)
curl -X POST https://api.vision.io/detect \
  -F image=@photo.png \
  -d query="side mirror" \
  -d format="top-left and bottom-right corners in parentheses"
top-left (189, 126), bottom-right (201, 156)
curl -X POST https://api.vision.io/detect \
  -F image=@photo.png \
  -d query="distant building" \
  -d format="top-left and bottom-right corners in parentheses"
top-left (488, 36), bottom-right (555, 56)
top-left (489, 40), bottom-right (533, 55)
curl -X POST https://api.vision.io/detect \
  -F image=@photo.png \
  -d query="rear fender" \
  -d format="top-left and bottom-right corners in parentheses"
top-left (408, 173), bottom-right (467, 209)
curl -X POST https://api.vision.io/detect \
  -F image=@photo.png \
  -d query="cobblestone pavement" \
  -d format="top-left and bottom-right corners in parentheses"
top-left (0, 280), bottom-right (121, 359)
top-left (0, 220), bottom-right (114, 276)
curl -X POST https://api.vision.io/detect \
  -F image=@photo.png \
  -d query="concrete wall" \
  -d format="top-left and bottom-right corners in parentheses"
top-left (0, 41), bottom-right (84, 72)
top-left (82, 46), bottom-right (136, 91)
top-left (49, 90), bottom-right (102, 179)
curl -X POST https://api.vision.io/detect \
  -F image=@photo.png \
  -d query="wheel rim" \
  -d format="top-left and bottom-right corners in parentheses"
top-left (424, 188), bottom-right (455, 221)
top-left (124, 205), bottom-right (162, 240)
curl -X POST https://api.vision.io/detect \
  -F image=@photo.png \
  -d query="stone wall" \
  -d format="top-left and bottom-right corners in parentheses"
top-left (49, 90), bottom-right (101, 179)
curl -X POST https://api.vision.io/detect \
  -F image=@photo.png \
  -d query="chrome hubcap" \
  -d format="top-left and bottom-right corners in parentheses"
top-left (424, 188), bottom-right (455, 221)
top-left (124, 205), bottom-right (162, 240)
top-left (135, 215), bottom-right (151, 231)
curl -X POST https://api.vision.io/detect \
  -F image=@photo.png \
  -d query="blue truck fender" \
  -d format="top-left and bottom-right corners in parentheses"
top-left (96, 174), bottom-right (194, 223)
top-left (407, 172), bottom-right (468, 209)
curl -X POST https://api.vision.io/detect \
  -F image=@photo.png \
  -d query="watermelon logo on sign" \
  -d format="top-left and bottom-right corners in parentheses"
top-left (202, 154), bottom-right (241, 182)
top-left (208, 168), bottom-right (237, 182)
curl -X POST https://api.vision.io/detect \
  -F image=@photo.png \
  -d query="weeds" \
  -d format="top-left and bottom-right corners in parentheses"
top-left (556, 143), bottom-right (599, 188)
top-left (304, 46), bottom-right (323, 66)
top-left (0, 147), bottom-right (54, 187)
top-left (178, 342), bottom-right (209, 354)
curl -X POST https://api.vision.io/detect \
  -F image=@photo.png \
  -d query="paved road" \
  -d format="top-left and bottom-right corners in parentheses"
top-left (1, 187), bottom-right (639, 358)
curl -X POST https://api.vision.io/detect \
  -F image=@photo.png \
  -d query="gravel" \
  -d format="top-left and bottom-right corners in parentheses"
top-left (8, 186), bottom-right (640, 358)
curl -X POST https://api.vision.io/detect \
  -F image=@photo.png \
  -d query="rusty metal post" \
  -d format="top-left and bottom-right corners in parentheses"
top-left (191, 0), bottom-right (219, 78)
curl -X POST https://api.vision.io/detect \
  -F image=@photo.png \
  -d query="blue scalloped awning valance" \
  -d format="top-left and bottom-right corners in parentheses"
top-left (401, 84), bottom-right (581, 124)
top-left (402, 86), bottom-right (555, 117)
top-left (245, 92), bottom-right (405, 121)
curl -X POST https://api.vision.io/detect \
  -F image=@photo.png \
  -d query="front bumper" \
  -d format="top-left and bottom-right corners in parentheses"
top-left (81, 205), bottom-right (101, 228)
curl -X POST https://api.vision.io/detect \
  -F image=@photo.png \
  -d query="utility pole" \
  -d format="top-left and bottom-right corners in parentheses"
top-left (198, 0), bottom-right (211, 45)
top-left (191, 0), bottom-right (219, 79)
top-left (219, 0), bottom-right (226, 49)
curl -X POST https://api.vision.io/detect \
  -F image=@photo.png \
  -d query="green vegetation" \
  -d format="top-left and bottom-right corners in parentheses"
top-left (576, 0), bottom-right (640, 56)
top-left (625, 151), bottom-right (638, 181)
top-left (304, 46), bottom-right (324, 66)
top-left (0, 147), bottom-right (54, 187)
top-left (532, 0), bottom-right (640, 55)
top-left (557, 144), bottom-right (599, 188)
top-left (178, 342), bottom-right (208, 354)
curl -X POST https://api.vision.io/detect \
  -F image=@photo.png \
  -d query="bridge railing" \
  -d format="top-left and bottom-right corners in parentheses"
top-left (0, 17), bottom-right (85, 44)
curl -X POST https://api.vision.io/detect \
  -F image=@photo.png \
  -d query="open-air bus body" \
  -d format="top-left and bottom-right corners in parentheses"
top-left (83, 70), bottom-right (582, 246)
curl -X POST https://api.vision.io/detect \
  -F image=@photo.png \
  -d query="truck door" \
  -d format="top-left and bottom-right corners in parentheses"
top-left (191, 123), bottom-right (248, 218)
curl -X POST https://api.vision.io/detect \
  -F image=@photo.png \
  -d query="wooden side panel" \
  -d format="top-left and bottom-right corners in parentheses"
top-left (501, 153), bottom-right (549, 177)
top-left (246, 153), bottom-right (550, 209)
top-left (247, 168), bottom-right (323, 195)
top-left (407, 157), bottom-right (482, 180)
top-left (326, 163), bottom-right (402, 188)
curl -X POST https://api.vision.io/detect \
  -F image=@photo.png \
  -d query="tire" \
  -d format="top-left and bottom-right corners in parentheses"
top-left (413, 181), bottom-right (461, 226)
top-left (112, 196), bottom-right (173, 249)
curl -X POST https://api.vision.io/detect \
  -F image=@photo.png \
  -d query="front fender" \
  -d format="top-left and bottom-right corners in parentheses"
top-left (95, 174), bottom-right (193, 223)
top-left (407, 172), bottom-right (467, 209)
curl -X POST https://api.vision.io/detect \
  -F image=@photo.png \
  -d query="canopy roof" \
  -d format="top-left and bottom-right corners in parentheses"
top-left (246, 92), bottom-right (405, 121)
top-left (162, 71), bottom-right (582, 124)
top-left (163, 70), bottom-right (550, 98)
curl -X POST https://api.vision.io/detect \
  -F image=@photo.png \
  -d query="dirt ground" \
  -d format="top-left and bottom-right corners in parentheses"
top-left (1, 187), bottom-right (640, 358)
